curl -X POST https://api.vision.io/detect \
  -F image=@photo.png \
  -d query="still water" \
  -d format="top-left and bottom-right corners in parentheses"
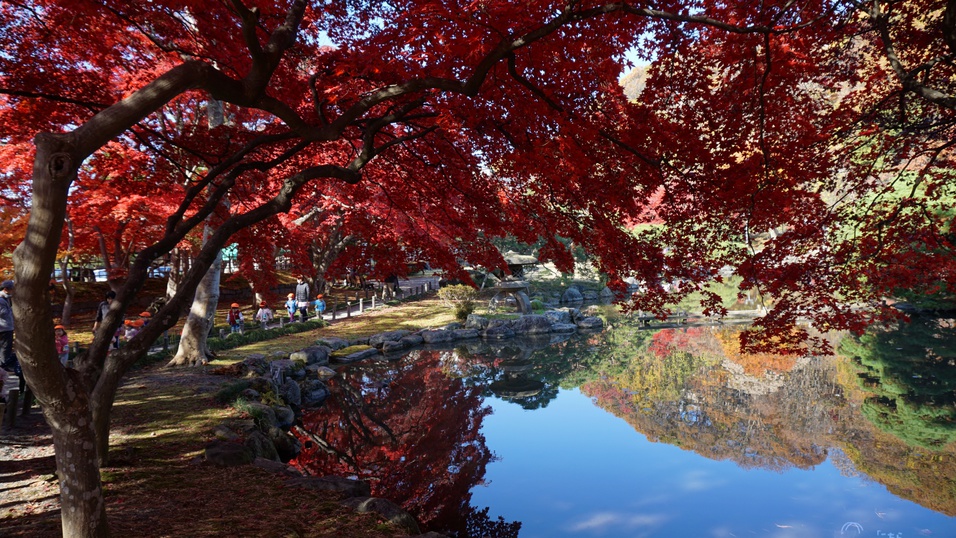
top-left (295, 317), bottom-right (956, 537)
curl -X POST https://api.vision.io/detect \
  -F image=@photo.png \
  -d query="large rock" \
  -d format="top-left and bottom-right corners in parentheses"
top-left (268, 427), bottom-right (301, 462)
top-left (510, 314), bottom-right (553, 335)
top-left (241, 355), bottom-right (268, 376)
top-left (483, 321), bottom-right (515, 339)
top-left (244, 430), bottom-right (280, 462)
top-left (543, 309), bottom-right (572, 325)
top-left (464, 314), bottom-right (490, 330)
top-left (332, 347), bottom-right (379, 364)
top-left (299, 379), bottom-right (331, 408)
top-left (421, 329), bottom-right (455, 344)
top-left (286, 476), bottom-right (371, 497)
top-left (561, 286), bottom-right (584, 303)
top-left (341, 497), bottom-right (421, 535)
top-left (452, 329), bottom-right (479, 340)
top-left (368, 330), bottom-right (412, 348)
top-left (551, 323), bottom-right (578, 334)
top-left (269, 359), bottom-right (299, 383)
top-left (213, 424), bottom-right (241, 442)
top-left (219, 418), bottom-right (257, 436)
top-left (576, 316), bottom-right (605, 329)
top-left (253, 457), bottom-right (303, 477)
top-left (316, 336), bottom-right (350, 350)
top-left (278, 380), bottom-right (302, 407)
top-left (205, 440), bottom-right (253, 467)
top-left (289, 346), bottom-right (330, 366)
top-left (247, 376), bottom-right (274, 394)
top-left (272, 405), bottom-right (296, 428)
top-left (305, 364), bottom-right (336, 380)
top-left (401, 334), bottom-right (424, 347)
top-left (382, 339), bottom-right (412, 353)
top-left (245, 402), bottom-right (279, 429)
top-left (239, 388), bottom-right (261, 401)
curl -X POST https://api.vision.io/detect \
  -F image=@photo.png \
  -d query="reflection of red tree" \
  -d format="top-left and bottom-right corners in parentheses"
top-left (649, 327), bottom-right (722, 359)
top-left (294, 351), bottom-right (494, 530)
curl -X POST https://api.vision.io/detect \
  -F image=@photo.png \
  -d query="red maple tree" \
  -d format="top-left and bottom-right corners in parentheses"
top-left (1, 1), bottom-right (954, 534)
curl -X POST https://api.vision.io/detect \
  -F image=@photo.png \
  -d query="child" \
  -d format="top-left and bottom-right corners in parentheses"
top-left (54, 324), bottom-right (69, 366)
top-left (227, 303), bottom-right (244, 334)
top-left (285, 293), bottom-right (297, 323)
top-left (139, 311), bottom-right (152, 327)
top-left (313, 294), bottom-right (326, 320)
top-left (124, 319), bottom-right (144, 342)
top-left (255, 301), bottom-right (274, 330)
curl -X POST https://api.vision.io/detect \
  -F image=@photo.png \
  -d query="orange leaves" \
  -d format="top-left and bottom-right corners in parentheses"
top-left (716, 327), bottom-right (797, 376)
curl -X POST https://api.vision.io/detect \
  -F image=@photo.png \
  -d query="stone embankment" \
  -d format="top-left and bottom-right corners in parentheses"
top-left (204, 307), bottom-right (604, 536)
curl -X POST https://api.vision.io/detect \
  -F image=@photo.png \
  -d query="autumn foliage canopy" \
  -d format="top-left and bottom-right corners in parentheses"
top-left (3, 0), bottom-right (956, 535)
top-left (1, 1), bottom-right (954, 353)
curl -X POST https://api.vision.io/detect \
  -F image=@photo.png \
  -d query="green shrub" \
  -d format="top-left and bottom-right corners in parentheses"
top-left (438, 284), bottom-right (478, 321)
top-left (204, 319), bottom-right (325, 352)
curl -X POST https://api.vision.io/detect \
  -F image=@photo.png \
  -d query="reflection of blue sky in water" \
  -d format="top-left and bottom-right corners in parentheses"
top-left (471, 388), bottom-right (956, 537)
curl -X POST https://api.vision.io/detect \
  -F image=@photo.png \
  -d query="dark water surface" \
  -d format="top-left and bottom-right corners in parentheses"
top-left (296, 317), bottom-right (956, 537)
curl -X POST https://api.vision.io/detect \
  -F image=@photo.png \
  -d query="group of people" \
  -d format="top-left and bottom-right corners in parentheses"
top-left (285, 276), bottom-right (326, 323)
top-left (93, 290), bottom-right (152, 348)
top-left (227, 277), bottom-right (327, 334)
top-left (1, 280), bottom-right (68, 409)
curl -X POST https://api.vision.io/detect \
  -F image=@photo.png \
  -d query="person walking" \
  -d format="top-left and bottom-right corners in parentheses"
top-left (92, 290), bottom-right (116, 333)
top-left (255, 301), bottom-right (274, 330)
top-left (54, 324), bottom-right (70, 366)
top-left (226, 303), bottom-right (244, 334)
top-left (295, 276), bottom-right (311, 322)
top-left (93, 289), bottom-right (120, 349)
top-left (285, 293), bottom-right (297, 323)
top-left (0, 280), bottom-right (15, 373)
top-left (313, 294), bottom-right (326, 320)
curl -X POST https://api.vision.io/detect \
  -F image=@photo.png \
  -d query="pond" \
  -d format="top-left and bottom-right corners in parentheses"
top-left (294, 316), bottom-right (956, 537)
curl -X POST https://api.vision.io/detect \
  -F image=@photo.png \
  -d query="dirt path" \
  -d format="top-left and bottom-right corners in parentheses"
top-left (0, 295), bottom-right (457, 536)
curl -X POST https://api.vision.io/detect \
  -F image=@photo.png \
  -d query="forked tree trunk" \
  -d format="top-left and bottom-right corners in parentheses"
top-left (168, 224), bottom-right (222, 366)
top-left (14, 132), bottom-right (112, 537)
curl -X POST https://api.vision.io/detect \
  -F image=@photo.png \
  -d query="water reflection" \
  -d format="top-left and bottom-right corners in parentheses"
top-left (295, 350), bottom-right (520, 537)
top-left (294, 318), bottom-right (956, 535)
top-left (841, 316), bottom-right (956, 449)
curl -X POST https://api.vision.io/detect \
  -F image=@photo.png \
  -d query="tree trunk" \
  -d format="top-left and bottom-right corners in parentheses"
top-left (14, 132), bottom-right (112, 536)
top-left (168, 225), bottom-right (223, 367)
top-left (52, 401), bottom-right (109, 536)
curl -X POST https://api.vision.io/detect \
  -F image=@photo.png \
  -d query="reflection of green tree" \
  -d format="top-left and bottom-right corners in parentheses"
top-left (448, 334), bottom-right (614, 410)
top-left (840, 316), bottom-right (956, 450)
top-left (580, 321), bottom-right (843, 470)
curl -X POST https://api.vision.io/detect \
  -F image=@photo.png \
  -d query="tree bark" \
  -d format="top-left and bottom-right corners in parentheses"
top-left (168, 222), bottom-right (223, 366)
top-left (14, 131), bottom-right (112, 536)
top-left (51, 376), bottom-right (109, 537)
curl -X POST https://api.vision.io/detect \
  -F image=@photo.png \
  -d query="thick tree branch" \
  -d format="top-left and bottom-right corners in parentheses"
top-left (870, 0), bottom-right (956, 111)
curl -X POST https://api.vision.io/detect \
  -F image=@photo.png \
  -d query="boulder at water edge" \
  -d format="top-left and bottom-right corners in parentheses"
top-left (341, 497), bottom-right (422, 535)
